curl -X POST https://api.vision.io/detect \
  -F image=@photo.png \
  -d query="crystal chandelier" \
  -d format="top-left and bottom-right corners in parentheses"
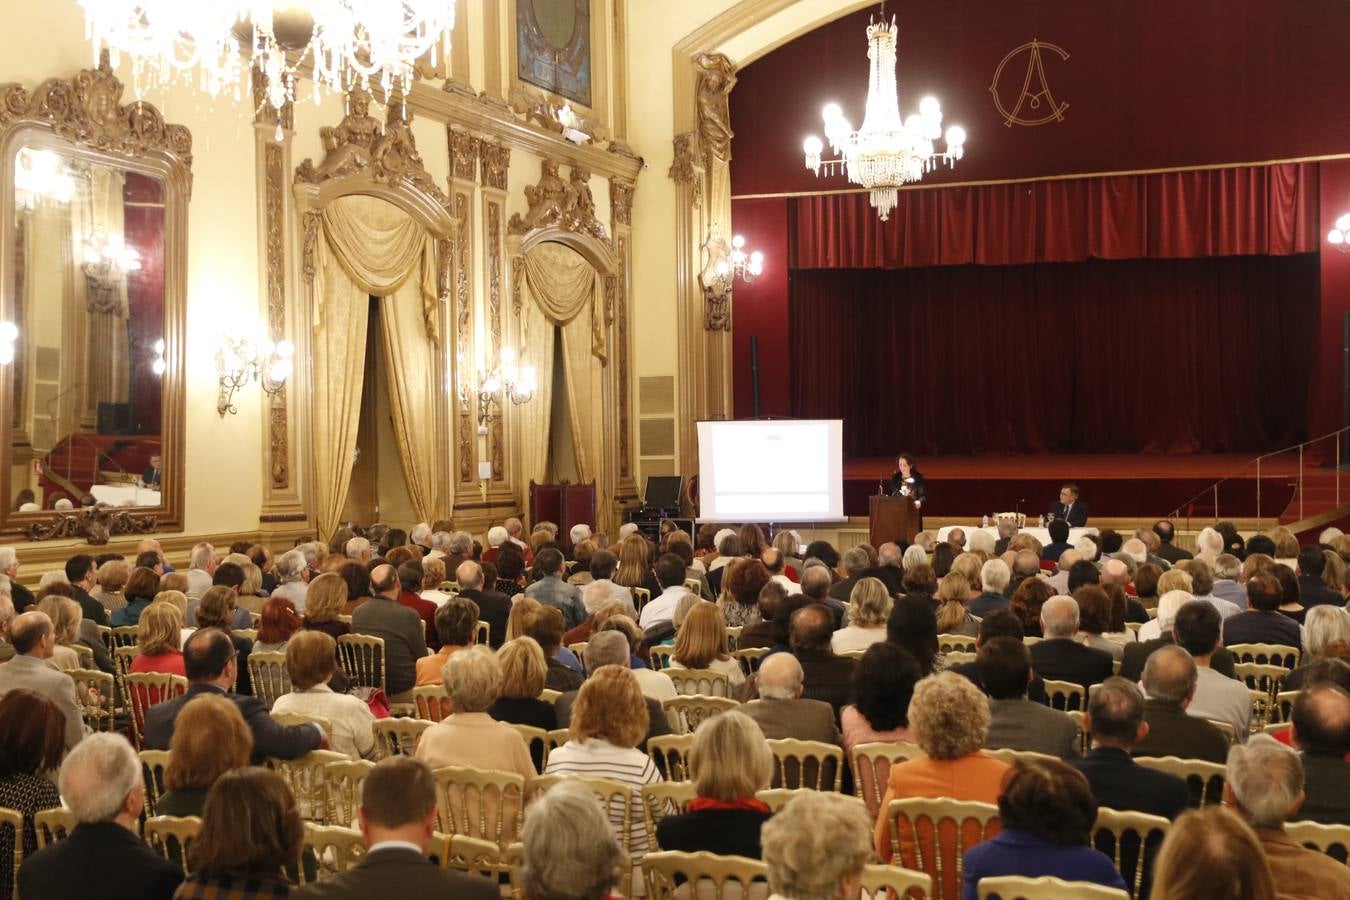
top-left (15, 148), bottom-right (76, 211)
top-left (801, 15), bottom-right (966, 221)
top-left (83, 230), bottom-right (142, 276)
top-left (78, 2), bottom-right (454, 113)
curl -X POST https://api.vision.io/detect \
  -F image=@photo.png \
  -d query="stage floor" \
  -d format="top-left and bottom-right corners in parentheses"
top-left (843, 454), bottom-right (1301, 519)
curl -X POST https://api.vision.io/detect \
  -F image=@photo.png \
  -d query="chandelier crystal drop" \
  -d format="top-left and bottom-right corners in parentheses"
top-left (801, 16), bottom-right (966, 221)
top-left (78, 2), bottom-right (454, 110)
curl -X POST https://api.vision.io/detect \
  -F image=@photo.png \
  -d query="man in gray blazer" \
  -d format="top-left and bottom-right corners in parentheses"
top-left (291, 757), bottom-right (497, 900)
top-left (0, 611), bottom-right (86, 748)
top-left (980, 636), bottom-right (1080, 759)
top-left (739, 652), bottom-right (840, 745)
top-left (352, 564), bottom-right (428, 698)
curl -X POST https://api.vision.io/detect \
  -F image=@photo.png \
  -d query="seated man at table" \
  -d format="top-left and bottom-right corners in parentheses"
top-left (1047, 483), bottom-right (1089, 527)
top-left (140, 453), bottom-right (162, 489)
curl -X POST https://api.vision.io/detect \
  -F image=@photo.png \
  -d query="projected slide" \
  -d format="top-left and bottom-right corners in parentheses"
top-left (697, 420), bottom-right (844, 522)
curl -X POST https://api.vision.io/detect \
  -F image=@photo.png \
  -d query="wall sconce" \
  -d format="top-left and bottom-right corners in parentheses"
top-left (1328, 212), bottom-right (1350, 253)
top-left (216, 334), bottom-right (294, 417)
top-left (476, 346), bottom-right (536, 429)
top-left (0, 321), bottom-right (16, 365)
top-left (699, 227), bottom-right (764, 332)
top-left (151, 338), bottom-right (166, 376)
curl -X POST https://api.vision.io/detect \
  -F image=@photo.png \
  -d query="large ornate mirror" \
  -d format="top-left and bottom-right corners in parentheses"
top-left (0, 59), bottom-right (189, 539)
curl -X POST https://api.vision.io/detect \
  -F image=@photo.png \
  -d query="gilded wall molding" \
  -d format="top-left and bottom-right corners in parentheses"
top-left (615, 237), bottom-right (631, 481)
top-left (694, 53), bottom-right (736, 169)
top-left (301, 210), bottom-right (321, 285)
top-left (669, 132), bottom-right (700, 192)
top-left (479, 138), bottom-right (511, 190)
top-left (452, 187), bottom-right (474, 486)
top-left (448, 126), bottom-right (480, 182)
top-left (508, 158), bottom-right (608, 240)
top-left (610, 177), bottom-right (634, 227)
top-left (263, 141), bottom-right (290, 490)
top-left (486, 199), bottom-right (505, 481)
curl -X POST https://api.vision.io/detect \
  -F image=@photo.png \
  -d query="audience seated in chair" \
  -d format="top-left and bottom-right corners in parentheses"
top-left (520, 780), bottom-right (624, 900)
top-left (414, 595), bottom-right (478, 687)
top-left (1221, 569), bottom-right (1302, 650)
top-left (763, 791), bottom-right (873, 900)
top-left (1028, 596), bottom-right (1114, 693)
top-left (157, 693), bottom-right (253, 817)
top-left (669, 601), bottom-right (745, 693)
top-left (0, 610), bottom-right (86, 749)
top-left (831, 577), bottom-right (892, 655)
top-left (1172, 602), bottom-right (1252, 737)
top-left (272, 631), bottom-right (376, 759)
top-left (553, 631), bottom-right (673, 747)
top-left (351, 564), bottom-right (428, 699)
top-left (740, 652), bottom-right (840, 746)
top-left (18, 733), bottom-right (182, 900)
top-left (1289, 682), bottom-right (1350, 824)
top-left (131, 601), bottom-right (187, 677)
top-left (1130, 645), bottom-right (1229, 764)
top-left (0, 689), bottom-right (66, 896)
top-left (840, 642), bottom-right (921, 756)
top-left (414, 644), bottom-right (535, 780)
top-left (1149, 806), bottom-right (1275, 900)
top-left (979, 637), bottom-right (1080, 759)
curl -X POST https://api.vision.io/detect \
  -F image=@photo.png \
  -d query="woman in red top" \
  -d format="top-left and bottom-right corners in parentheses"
top-left (129, 600), bottom-right (187, 677)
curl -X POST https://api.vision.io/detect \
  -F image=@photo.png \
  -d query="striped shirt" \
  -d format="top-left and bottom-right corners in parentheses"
top-left (544, 737), bottom-right (663, 857)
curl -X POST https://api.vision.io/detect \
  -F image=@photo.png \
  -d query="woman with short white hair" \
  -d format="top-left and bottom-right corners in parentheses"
top-left (521, 780), bottom-right (625, 900)
top-left (901, 544), bottom-right (928, 572)
top-left (830, 577), bottom-right (892, 654)
top-left (762, 791), bottom-right (872, 900)
top-left (1138, 585), bottom-right (1195, 642)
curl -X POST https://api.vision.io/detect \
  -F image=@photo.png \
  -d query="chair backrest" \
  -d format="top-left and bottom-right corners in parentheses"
top-left (144, 815), bottom-right (203, 875)
top-left (1207, 719), bottom-right (1238, 745)
top-left (647, 733), bottom-right (696, 781)
top-left (1235, 662), bottom-right (1287, 699)
top-left (1041, 679), bottom-right (1086, 712)
top-left (885, 797), bottom-right (1001, 900)
top-left (508, 723), bottom-right (551, 771)
top-left (1249, 689), bottom-right (1276, 733)
top-left (539, 688), bottom-right (562, 704)
top-left (851, 741), bottom-right (927, 819)
top-left (938, 634), bottom-right (977, 654)
top-left (1092, 807), bottom-right (1171, 898)
top-left (475, 620), bottom-right (489, 645)
top-left (432, 765), bottom-right (528, 847)
top-left (247, 651), bottom-right (290, 709)
top-left (976, 875), bottom-right (1129, 899)
top-left (112, 644), bottom-right (139, 687)
top-left (683, 577), bottom-right (704, 595)
top-left (299, 823), bottom-right (366, 882)
top-left (1021, 636), bottom-right (1042, 647)
top-left (337, 633), bottom-right (387, 694)
top-left (269, 750), bottom-right (351, 821)
top-left (663, 695), bottom-right (739, 734)
top-left (732, 647), bottom-right (770, 677)
top-left (567, 642), bottom-right (589, 673)
top-left (1227, 643), bottom-right (1300, 668)
top-left (981, 748), bottom-right (1059, 767)
top-left (642, 850), bottom-right (768, 900)
top-left (0, 807), bottom-right (23, 897)
top-left (860, 863), bottom-right (935, 900)
top-left (413, 684), bottom-right (451, 722)
top-left (125, 672), bottom-right (188, 749)
top-left (34, 807), bottom-right (77, 848)
top-left (373, 717), bottom-right (433, 758)
top-left (322, 759), bottom-right (376, 829)
top-left (95, 624), bottom-right (113, 655)
top-left (528, 773), bottom-right (636, 853)
top-left (1274, 689), bottom-right (1299, 724)
top-left (632, 587), bottom-right (652, 612)
top-left (942, 651), bottom-right (976, 666)
top-left (72, 642), bottom-right (94, 668)
top-left (271, 711), bottom-right (334, 733)
top-left (1064, 711), bottom-right (1089, 756)
top-left (640, 781), bottom-right (698, 852)
top-left (757, 789), bottom-right (867, 815)
top-left (233, 628), bottom-right (258, 643)
top-left (1134, 756), bottom-right (1226, 807)
top-left (766, 738), bottom-right (844, 791)
top-left (110, 625), bottom-right (140, 649)
top-left (1284, 819), bottom-right (1350, 866)
top-left (667, 668), bottom-right (731, 698)
top-left (649, 645), bottom-right (676, 669)
top-left (139, 749), bottom-right (174, 818)
top-left (66, 669), bottom-right (116, 732)
top-left (724, 626), bottom-right (742, 651)
top-left (444, 833), bottom-right (517, 882)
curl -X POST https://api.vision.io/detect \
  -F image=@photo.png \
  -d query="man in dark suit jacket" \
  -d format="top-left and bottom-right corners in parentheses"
top-left (1291, 684), bottom-right (1350, 824)
top-left (453, 560), bottom-right (511, 648)
top-left (969, 558), bottom-right (1011, 619)
top-left (1039, 517), bottom-right (1074, 564)
top-left (292, 757), bottom-right (497, 900)
top-left (1029, 597), bottom-right (1114, 695)
top-left (143, 628), bottom-right (324, 761)
top-left (1152, 520), bottom-right (1193, 565)
top-left (19, 733), bottom-right (183, 900)
top-left (352, 564), bottom-right (429, 697)
top-left (828, 547), bottom-right (869, 603)
top-left (65, 553), bottom-right (109, 626)
top-left (1131, 645), bottom-right (1229, 763)
top-left (790, 604), bottom-right (855, 715)
top-left (1222, 571), bottom-right (1303, 649)
top-left (948, 610), bottom-right (1048, 704)
top-left (1120, 633), bottom-right (1237, 682)
top-left (1047, 484), bottom-right (1089, 527)
top-left (0, 548), bottom-right (35, 613)
top-left (740, 653), bottom-right (841, 745)
top-left (1069, 677), bottom-right (1189, 899)
top-left (1296, 545), bottom-right (1344, 609)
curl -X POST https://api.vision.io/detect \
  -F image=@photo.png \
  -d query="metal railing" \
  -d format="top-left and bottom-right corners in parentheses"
top-left (1167, 426), bottom-right (1350, 531)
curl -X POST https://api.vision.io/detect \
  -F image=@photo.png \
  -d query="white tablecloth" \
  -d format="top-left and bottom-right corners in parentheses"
top-left (90, 484), bottom-right (161, 507)
top-left (937, 525), bottom-right (1097, 546)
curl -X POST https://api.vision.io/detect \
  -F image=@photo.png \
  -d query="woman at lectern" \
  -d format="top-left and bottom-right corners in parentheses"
top-left (887, 453), bottom-right (927, 507)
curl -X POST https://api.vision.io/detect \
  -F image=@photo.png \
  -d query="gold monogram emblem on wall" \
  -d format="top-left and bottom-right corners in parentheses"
top-left (990, 39), bottom-right (1070, 127)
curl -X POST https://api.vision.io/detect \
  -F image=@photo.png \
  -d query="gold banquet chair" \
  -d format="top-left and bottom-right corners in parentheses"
top-left (1041, 679), bottom-right (1086, 713)
top-left (981, 748), bottom-right (1058, 767)
top-left (125, 672), bottom-right (187, 749)
top-left (663, 695), bottom-right (739, 735)
top-left (640, 781), bottom-right (698, 852)
top-left (34, 808), bottom-right (77, 849)
top-left (642, 850), bottom-right (769, 900)
top-left (732, 647), bottom-right (770, 678)
top-left (139, 749), bottom-right (173, 818)
top-left (938, 634), bottom-right (977, 654)
top-left (247, 651), bottom-right (291, 710)
top-left (1285, 820), bottom-right (1350, 866)
top-left (884, 797), bottom-right (1001, 900)
top-left (1133, 757), bottom-right (1226, 808)
top-left (1227, 643), bottom-right (1300, 669)
top-left (756, 789), bottom-right (866, 815)
top-left (1092, 807), bottom-right (1171, 898)
top-left (413, 684), bottom-right (450, 722)
top-left (860, 862), bottom-right (935, 900)
top-left (269, 750), bottom-right (351, 822)
top-left (372, 717), bottom-right (433, 759)
top-left (667, 668), bottom-right (731, 698)
top-left (433, 765), bottom-right (528, 849)
top-left (323, 760), bottom-right (375, 829)
top-left (851, 741), bottom-right (927, 820)
top-left (0, 807), bottom-right (23, 898)
top-left (977, 875), bottom-right (1128, 899)
top-left (67, 669), bottom-right (117, 733)
top-left (649, 645), bottom-right (675, 670)
top-left (529, 774), bottom-right (640, 897)
top-left (299, 823), bottom-right (366, 883)
top-left (509, 723), bottom-right (552, 772)
top-left (647, 733), bottom-right (695, 781)
top-left (765, 738), bottom-right (844, 791)
top-left (336, 634), bottom-right (387, 696)
top-left (144, 815), bottom-right (203, 876)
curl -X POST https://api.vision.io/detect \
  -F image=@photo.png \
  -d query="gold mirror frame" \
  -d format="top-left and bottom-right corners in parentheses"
top-left (0, 57), bottom-right (191, 540)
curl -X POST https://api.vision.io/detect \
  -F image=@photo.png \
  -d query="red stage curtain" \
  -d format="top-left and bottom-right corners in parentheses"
top-left (791, 164), bottom-right (1319, 269)
top-left (788, 255), bottom-right (1318, 456)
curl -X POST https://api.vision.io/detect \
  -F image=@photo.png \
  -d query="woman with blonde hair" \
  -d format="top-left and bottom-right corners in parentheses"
top-left (507, 596), bottom-right (542, 642)
top-left (655, 710), bottom-right (774, 858)
top-left (831, 577), bottom-right (891, 654)
top-left (94, 558), bottom-right (129, 614)
top-left (130, 601), bottom-right (186, 676)
top-left (934, 571), bottom-right (979, 636)
top-left (613, 534), bottom-right (655, 592)
top-left (488, 636), bottom-right (557, 732)
top-left (545, 666), bottom-right (662, 863)
top-left (272, 631), bottom-right (375, 760)
top-left (34, 595), bottom-right (83, 670)
top-left (235, 563), bottom-right (267, 615)
top-left (669, 601), bottom-right (744, 691)
top-left (299, 572), bottom-right (349, 640)
top-left (158, 693), bottom-right (253, 817)
top-left (1150, 806), bottom-right (1276, 900)
top-left (949, 552), bottom-right (983, 593)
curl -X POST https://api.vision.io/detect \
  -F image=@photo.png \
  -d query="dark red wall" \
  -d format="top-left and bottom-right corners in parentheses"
top-left (728, 0), bottom-right (1350, 443)
top-left (123, 172), bottom-right (164, 436)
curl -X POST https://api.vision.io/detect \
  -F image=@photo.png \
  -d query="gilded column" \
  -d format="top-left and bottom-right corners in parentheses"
top-left (448, 127), bottom-right (482, 508)
top-left (478, 139), bottom-right (515, 507)
top-left (608, 176), bottom-right (637, 507)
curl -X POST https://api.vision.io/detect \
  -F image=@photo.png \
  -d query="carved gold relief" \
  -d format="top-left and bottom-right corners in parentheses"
top-left (263, 142), bottom-right (289, 489)
top-left (454, 191), bottom-right (473, 484)
top-left (479, 138), bottom-right (511, 191)
top-left (609, 178), bottom-right (634, 227)
top-left (487, 200), bottom-right (504, 481)
top-left (616, 237), bottom-right (630, 479)
top-left (508, 157), bottom-right (607, 239)
top-left (669, 132), bottom-right (698, 189)
top-left (448, 127), bottom-right (480, 182)
top-left (694, 53), bottom-right (736, 167)
top-left (301, 210), bottom-right (321, 285)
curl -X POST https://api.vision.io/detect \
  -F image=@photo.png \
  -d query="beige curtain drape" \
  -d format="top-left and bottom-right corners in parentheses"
top-left (311, 195), bottom-right (440, 538)
top-left (521, 241), bottom-right (611, 533)
top-left (517, 297), bottom-right (556, 489)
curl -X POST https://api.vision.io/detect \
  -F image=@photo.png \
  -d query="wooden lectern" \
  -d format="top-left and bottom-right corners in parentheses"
top-left (870, 494), bottom-right (919, 547)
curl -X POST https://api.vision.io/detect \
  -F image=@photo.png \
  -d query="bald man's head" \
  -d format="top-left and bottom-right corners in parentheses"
top-left (10, 610), bottom-right (53, 656)
top-left (1101, 559), bottom-right (1130, 585)
top-left (789, 604), bottom-right (833, 653)
top-left (1142, 645), bottom-right (1198, 706)
top-left (758, 652), bottom-right (804, 700)
top-left (1292, 684), bottom-right (1350, 756)
top-left (1013, 551), bottom-right (1040, 578)
top-left (1057, 549), bottom-right (1082, 572)
top-left (370, 564), bottom-right (399, 597)
top-left (455, 560), bottom-right (483, 591)
top-left (800, 565), bottom-right (831, 600)
top-left (1040, 596), bottom-right (1079, 638)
